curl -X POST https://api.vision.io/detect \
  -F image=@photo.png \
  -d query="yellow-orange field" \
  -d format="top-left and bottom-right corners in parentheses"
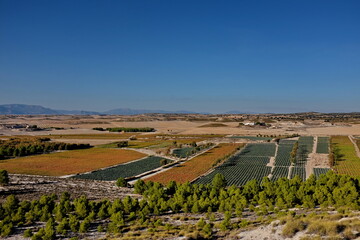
top-left (0, 148), bottom-right (146, 176)
top-left (146, 143), bottom-right (244, 184)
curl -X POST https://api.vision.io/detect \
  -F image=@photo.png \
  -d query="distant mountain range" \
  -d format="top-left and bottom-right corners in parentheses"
top-left (0, 104), bottom-right (217, 115)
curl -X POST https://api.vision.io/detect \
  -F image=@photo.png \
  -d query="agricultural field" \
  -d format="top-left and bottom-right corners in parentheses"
top-left (316, 137), bottom-right (330, 154)
top-left (128, 140), bottom-right (173, 149)
top-left (172, 147), bottom-right (196, 158)
top-left (227, 136), bottom-right (273, 141)
top-left (74, 156), bottom-right (172, 181)
top-left (314, 168), bottom-right (331, 177)
top-left (290, 167), bottom-right (306, 181)
top-left (193, 143), bottom-right (275, 186)
top-left (45, 133), bottom-right (140, 139)
top-left (0, 148), bottom-right (146, 176)
top-left (271, 167), bottom-right (289, 181)
top-left (295, 136), bottom-right (314, 167)
top-left (331, 136), bottom-right (360, 176)
top-left (240, 143), bottom-right (276, 157)
top-left (194, 164), bottom-right (271, 186)
top-left (145, 143), bottom-right (243, 184)
top-left (274, 141), bottom-right (294, 166)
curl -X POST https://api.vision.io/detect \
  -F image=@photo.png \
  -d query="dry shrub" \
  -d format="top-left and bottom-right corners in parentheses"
top-left (307, 221), bottom-right (345, 236)
top-left (282, 219), bottom-right (307, 237)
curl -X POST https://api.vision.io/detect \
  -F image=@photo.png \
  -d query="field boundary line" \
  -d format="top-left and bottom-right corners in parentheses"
top-left (349, 135), bottom-right (360, 159)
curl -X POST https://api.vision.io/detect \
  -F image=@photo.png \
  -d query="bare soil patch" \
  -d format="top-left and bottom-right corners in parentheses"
top-left (0, 174), bottom-right (139, 203)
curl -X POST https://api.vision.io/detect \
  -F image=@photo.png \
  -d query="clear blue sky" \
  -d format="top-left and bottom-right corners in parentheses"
top-left (1, 0), bottom-right (359, 113)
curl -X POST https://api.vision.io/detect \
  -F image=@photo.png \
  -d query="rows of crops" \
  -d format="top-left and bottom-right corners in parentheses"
top-left (240, 143), bottom-right (276, 157)
top-left (193, 144), bottom-right (274, 186)
top-left (74, 156), bottom-right (172, 181)
top-left (274, 142), bottom-right (294, 167)
top-left (194, 164), bottom-right (271, 186)
top-left (291, 167), bottom-right (306, 181)
top-left (279, 139), bottom-right (297, 144)
top-left (314, 168), bottom-right (331, 177)
top-left (331, 136), bottom-right (360, 177)
top-left (295, 136), bottom-right (314, 167)
top-left (316, 137), bottom-right (329, 154)
top-left (271, 167), bottom-right (289, 181)
top-left (0, 148), bottom-right (146, 176)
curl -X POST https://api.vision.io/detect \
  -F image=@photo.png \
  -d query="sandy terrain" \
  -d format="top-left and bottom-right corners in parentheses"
top-left (2, 115), bottom-right (360, 137)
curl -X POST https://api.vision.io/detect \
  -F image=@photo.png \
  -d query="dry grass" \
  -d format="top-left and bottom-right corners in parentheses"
top-left (0, 148), bottom-right (146, 176)
top-left (331, 136), bottom-right (360, 176)
top-left (145, 143), bottom-right (244, 184)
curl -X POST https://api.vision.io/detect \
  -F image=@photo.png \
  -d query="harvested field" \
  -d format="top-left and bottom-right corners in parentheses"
top-left (145, 143), bottom-right (244, 184)
top-left (0, 148), bottom-right (146, 176)
top-left (331, 136), bottom-right (360, 176)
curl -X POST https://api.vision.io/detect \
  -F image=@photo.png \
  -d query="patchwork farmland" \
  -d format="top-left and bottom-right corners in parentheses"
top-left (0, 148), bottom-right (146, 176)
top-left (145, 143), bottom-right (243, 184)
top-left (194, 143), bottom-right (275, 186)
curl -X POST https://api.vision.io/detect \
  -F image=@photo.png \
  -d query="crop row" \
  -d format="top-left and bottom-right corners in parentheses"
top-left (295, 136), bottom-right (314, 167)
top-left (313, 168), bottom-right (331, 177)
top-left (316, 137), bottom-right (329, 154)
top-left (220, 156), bottom-right (270, 167)
top-left (146, 143), bottom-right (244, 184)
top-left (274, 144), bottom-right (294, 166)
top-left (279, 139), bottom-right (297, 144)
top-left (331, 136), bottom-right (360, 177)
top-left (291, 167), bottom-right (306, 181)
top-left (193, 143), bottom-right (273, 186)
top-left (194, 164), bottom-right (271, 186)
top-left (271, 167), bottom-right (289, 181)
top-left (74, 156), bottom-right (172, 181)
top-left (0, 148), bottom-right (146, 176)
top-left (240, 143), bottom-right (276, 157)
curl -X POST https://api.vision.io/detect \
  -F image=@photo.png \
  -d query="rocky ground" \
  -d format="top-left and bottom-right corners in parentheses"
top-left (0, 174), bottom-right (139, 203)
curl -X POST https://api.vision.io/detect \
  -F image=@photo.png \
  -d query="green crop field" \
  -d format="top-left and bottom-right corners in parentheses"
top-left (314, 168), bottom-right (331, 177)
top-left (331, 136), bottom-right (360, 176)
top-left (74, 156), bottom-right (172, 181)
top-left (274, 142), bottom-right (294, 166)
top-left (193, 143), bottom-right (274, 186)
top-left (271, 167), bottom-right (289, 181)
top-left (316, 137), bottom-right (330, 154)
top-left (295, 136), bottom-right (314, 167)
top-left (291, 167), bottom-right (306, 181)
top-left (172, 147), bottom-right (196, 158)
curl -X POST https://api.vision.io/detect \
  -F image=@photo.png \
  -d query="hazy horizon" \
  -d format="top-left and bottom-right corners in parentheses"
top-left (1, 0), bottom-right (359, 113)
